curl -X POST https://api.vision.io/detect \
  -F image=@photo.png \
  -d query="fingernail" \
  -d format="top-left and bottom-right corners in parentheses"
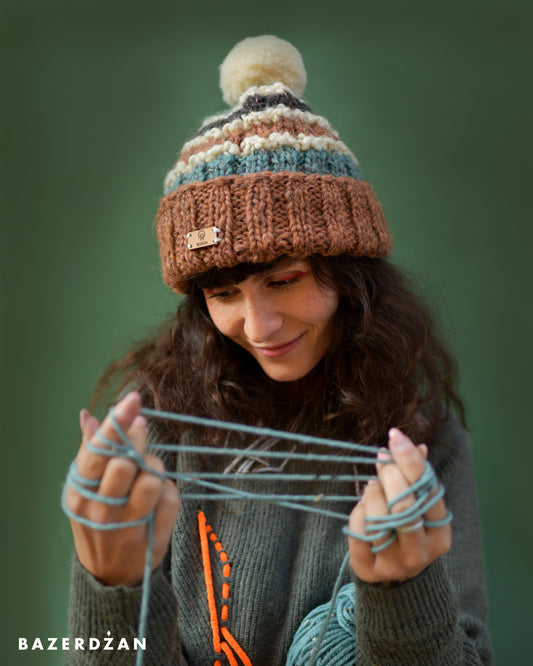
top-left (115, 391), bottom-right (140, 415)
top-left (389, 428), bottom-right (412, 452)
top-left (79, 408), bottom-right (88, 430)
top-left (87, 415), bottom-right (100, 430)
top-left (377, 446), bottom-right (391, 461)
top-left (133, 415), bottom-right (147, 428)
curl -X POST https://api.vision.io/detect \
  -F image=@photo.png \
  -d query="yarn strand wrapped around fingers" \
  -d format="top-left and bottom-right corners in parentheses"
top-left (62, 406), bottom-right (451, 666)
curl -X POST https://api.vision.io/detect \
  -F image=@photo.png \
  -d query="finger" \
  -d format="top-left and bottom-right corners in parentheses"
top-left (388, 428), bottom-right (426, 485)
top-left (125, 414), bottom-right (148, 455)
top-left (79, 408), bottom-right (89, 432)
top-left (95, 392), bottom-right (143, 451)
top-left (420, 483), bottom-right (449, 526)
top-left (376, 445), bottom-right (416, 517)
top-left (127, 456), bottom-right (167, 518)
top-left (362, 479), bottom-right (392, 549)
top-left (71, 413), bottom-right (101, 490)
top-left (153, 480), bottom-right (180, 547)
top-left (347, 498), bottom-right (374, 571)
top-left (76, 392), bottom-right (142, 480)
top-left (98, 457), bottom-right (139, 499)
top-left (97, 417), bottom-right (149, 498)
top-left (388, 431), bottom-right (447, 528)
top-left (372, 458), bottom-right (426, 555)
top-left (413, 440), bottom-right (448, 525)
top-left (81, 413), bottom-right (100, 446)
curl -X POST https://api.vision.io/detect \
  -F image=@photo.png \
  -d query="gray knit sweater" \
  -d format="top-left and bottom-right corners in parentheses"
top-left (67, 410), bottom-right (493, 664)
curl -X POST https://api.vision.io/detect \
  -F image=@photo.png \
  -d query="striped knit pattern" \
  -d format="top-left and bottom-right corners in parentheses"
top-left (157, 82), bottom-right (392, 292)
top-left (164, 84), bottom-right (359, 194)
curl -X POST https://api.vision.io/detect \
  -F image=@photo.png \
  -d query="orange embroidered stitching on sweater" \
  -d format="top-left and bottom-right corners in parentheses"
top-left (198, 511), bottom-right (221, 653)
top-left (198, 510), bottom-right (252, 665)
top-left (221, 627), bottom-right (253, 666)
top-left (221, 642), bottom-right (239, 666)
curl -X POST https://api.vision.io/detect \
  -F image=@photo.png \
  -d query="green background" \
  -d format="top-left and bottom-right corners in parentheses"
top-left (2, 0), bottom-right (532, 663)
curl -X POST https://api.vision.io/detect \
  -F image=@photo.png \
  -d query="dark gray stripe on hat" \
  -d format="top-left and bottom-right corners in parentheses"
top-left (191, 91), bottom-right (312, 140)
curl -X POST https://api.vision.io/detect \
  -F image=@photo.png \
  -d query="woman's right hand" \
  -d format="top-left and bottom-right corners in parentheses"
top-left (65, 391), bottom-right (180, 587)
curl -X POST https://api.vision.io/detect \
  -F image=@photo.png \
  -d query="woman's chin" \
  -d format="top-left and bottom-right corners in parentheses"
top-left (258, 359), bottom-right (324, 384)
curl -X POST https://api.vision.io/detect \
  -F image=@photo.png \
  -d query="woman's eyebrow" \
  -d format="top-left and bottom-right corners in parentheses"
top-left (258, 261), bottom-right (307, 280)
top-left (201, 260), bottom-right (307, 291)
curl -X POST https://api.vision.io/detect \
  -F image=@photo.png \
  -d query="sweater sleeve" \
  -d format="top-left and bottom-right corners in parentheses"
top-left (67, 553), bottom-right (186, 665)
top-left (353, 412), bottom-right (493, 665)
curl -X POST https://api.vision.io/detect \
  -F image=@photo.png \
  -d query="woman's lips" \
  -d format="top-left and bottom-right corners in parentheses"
top-left (253, 333), bottom-right (305, 358)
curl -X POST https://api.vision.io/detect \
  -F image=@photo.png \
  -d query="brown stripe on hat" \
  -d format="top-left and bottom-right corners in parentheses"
top-left (179, 117), bottom-right (338, 165)
top-left (156, 172), bottom-right (391, 293)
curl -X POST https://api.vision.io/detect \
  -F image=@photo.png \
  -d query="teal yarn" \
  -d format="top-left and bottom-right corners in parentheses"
top-left (287, 552), bottom-right (356, 666)
top-left (143, 407), bottom-right (451, 551)
top-left (164, 147), bottom-right (362, 192)
top-left (286, 584), bottom-right (356, 666)
top-left (62, 407), bottom-right (451, 666)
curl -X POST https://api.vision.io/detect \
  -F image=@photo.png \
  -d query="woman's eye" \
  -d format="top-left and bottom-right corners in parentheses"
top-left (269, 270), bottom-right (309, 289)
top-left (270, 278), bottom-right (299, 288)
top-left (207, 288), bottom-right (237, 300)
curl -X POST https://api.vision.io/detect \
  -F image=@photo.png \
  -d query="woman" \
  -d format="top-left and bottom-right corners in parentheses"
top-left (65, 36), bottom-right (492, 664)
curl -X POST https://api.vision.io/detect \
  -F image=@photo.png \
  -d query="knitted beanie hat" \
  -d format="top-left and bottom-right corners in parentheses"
top-left (156, 35), bottom-right (392, 293)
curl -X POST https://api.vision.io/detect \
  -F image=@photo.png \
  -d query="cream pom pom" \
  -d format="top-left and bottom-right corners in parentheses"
top-left (219, 35), bottom-right (307, 106)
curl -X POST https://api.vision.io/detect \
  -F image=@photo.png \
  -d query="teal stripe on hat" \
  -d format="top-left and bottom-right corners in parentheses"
top-left (164, 147), bottom-right (362, 194)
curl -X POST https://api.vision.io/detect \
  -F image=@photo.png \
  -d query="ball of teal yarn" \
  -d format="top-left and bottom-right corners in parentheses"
top-left (286, 583), bottom-right (356, 665)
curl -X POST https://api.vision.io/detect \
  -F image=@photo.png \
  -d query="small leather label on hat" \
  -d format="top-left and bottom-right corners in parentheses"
top-left (186, 227), bottom-right (222, 250)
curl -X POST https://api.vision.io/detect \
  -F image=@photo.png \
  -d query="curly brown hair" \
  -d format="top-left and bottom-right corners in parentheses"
top-left (91, 255), bottom-right (464, 451)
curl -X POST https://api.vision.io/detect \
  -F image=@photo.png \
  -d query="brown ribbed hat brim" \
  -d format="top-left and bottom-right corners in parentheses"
top-left (156, 172), bottom-right (392, 293)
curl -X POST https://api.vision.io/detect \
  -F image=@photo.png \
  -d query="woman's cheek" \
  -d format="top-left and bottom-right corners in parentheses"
top-left (206, 302), bottom-right (237, 338)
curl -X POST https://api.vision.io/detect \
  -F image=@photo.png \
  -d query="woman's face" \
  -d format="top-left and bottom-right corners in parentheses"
top-left (202, 259), bottom-right (339, 382)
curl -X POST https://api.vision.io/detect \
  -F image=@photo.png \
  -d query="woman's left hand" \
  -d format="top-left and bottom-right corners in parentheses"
top-left (348, 428), bottom-right (452, 584)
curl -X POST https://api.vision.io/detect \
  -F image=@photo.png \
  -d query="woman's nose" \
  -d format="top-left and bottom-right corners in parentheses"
top-left (243, 298), bottom-right (283, 343)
